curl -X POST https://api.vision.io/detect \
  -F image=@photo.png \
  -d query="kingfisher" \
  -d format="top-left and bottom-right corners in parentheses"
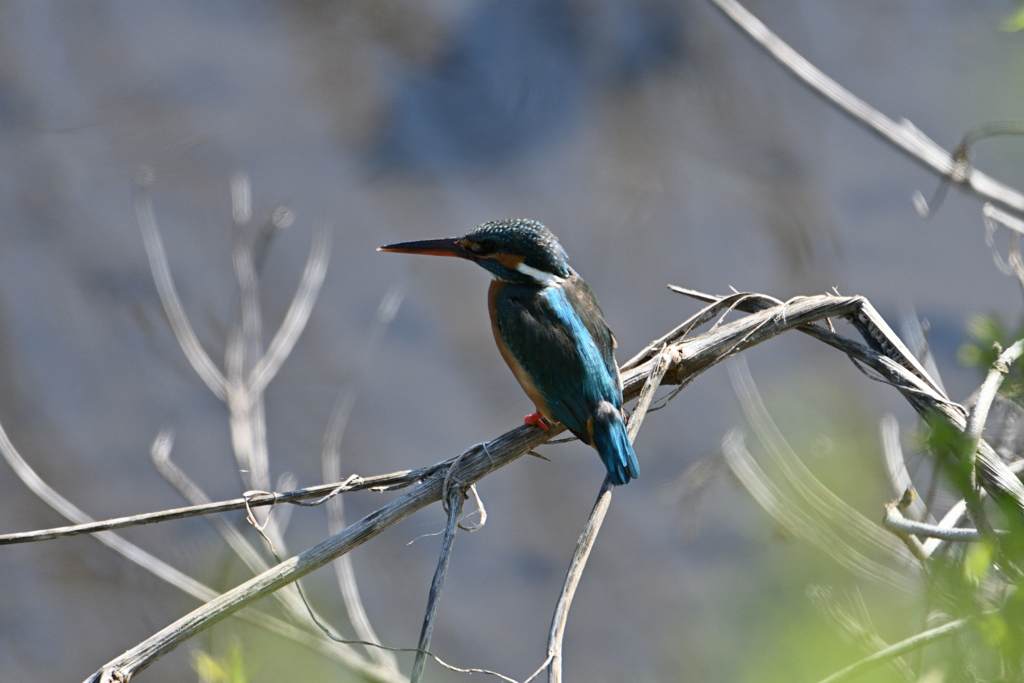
top-left (379, 219), bottom-right (639, 485)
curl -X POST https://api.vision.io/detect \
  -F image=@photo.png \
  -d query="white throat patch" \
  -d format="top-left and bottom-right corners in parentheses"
top-left (515, 261), bottom-right (564, 286)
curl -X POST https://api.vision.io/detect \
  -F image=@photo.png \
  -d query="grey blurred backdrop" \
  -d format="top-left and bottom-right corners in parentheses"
top-left (0, 1), bottom-right (1021, 681)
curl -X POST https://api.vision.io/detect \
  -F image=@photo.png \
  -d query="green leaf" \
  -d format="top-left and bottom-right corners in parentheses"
top-left (1002, 7), bottom-right (1024, 32)
top-left (963, 540), bottom-right (995, 586)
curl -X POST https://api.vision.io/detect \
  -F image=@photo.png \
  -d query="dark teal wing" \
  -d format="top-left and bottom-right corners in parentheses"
top-left (561, 272), bottom-right (620, 391)
top-left (493, 276), bottom-right (622, 442)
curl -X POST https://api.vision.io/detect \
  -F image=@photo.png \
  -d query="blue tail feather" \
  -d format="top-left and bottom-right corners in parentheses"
top-left (591, 402), bottom-right (639, 486)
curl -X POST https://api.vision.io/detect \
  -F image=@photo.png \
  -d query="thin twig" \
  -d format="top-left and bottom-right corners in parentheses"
top-left (134, 174), bottom-right (228, 400)
top-left (545, 478), bottom-right (615, 683)
top-left (708, 0), bottom-right (1024, 214)
top-left (0, 463), bottom-right (447, 545)
top-left (816, 617), bottom-right (971, 683)
top-left (544, 351), bottom-right (670, 682)
top-left (728, 359), bottom-right (912, 564)
top-left (322, 281), bottom-right (406, 671)
top-left (984, 203), bottom-right (1024, 299)
top-left (667, 287), bottom-right (1024, 518)
top-left (963, 338), bottom-right (1024, 534)
top-left (226, 183), bottom-right (271, 494)
top-left (411, 487), bottom-right (465, 683)
top-left (622, 291), bottom-right (774, 371)
top-left (0, 407), bottom-right (403, 682)
top-left (882, 504), bottom-right (987, 543)
top-left (627, 347), bottom-right (674, 443)
top-left (722, 429), bottom-right (916, 592)
top-left (248, 219), bottom-right (332, 395)
top-left (879, 415), bottom-right (930, 523)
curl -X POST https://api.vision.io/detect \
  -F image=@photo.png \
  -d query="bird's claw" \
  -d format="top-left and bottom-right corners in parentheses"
top-left (524, 412), bottom-right (549, 431)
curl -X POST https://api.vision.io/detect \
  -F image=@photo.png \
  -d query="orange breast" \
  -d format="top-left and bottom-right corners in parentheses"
top-left (487, 279), bottom-right (554, 421)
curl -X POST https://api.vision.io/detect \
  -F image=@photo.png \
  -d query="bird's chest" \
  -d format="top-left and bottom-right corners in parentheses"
top-left (487, 279), bottom-right (551, 343)
top-left (487, 279), bottom-right (555, 414)
top-left (487, 279), bottom-right (532, 355)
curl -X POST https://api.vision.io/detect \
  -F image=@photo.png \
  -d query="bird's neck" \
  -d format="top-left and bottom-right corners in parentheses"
top-left (479, 255), bottom-right (570, 286)
top-left (508, 261), bottom-right (565, 286)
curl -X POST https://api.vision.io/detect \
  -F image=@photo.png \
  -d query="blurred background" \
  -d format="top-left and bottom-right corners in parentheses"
top-left (0, 1), bottom-right (1021, 681)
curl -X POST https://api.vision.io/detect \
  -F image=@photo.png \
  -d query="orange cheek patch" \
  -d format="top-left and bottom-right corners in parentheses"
top-left (495, 253), bottom-right (525, 270)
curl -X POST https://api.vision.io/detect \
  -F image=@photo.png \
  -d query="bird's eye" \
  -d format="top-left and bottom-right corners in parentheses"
top-left (479, 239), bottom-right (498, 253)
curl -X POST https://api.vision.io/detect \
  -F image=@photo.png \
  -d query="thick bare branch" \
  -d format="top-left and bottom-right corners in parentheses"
top-left (47, 288), bottom-right (1015, 680)
top-left (84, 423), bottom-right (559, 683)
top-left (669, 288), bottom-right (1024, 517)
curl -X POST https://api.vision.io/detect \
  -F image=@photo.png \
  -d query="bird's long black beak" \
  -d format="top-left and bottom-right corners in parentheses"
top-left (377, 237), bottom-right (472, 258)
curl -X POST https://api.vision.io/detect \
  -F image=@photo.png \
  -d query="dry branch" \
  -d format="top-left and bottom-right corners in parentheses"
top-left (0, 463), bottom-right (445, 545)
top-left (816, 617), bottom-right (971, 683)
top-left (964, 339), bottom-right (1024, 530)
top-left (545, 479), bottom-right (614, 683)
top-left (882, 504), bottom-right (985, 543)
top-left (670, 287), bottom-right (1024, 516)
top-left (83, 424), bottom-right (559, 683)
top-left (544, 347), bottom-right (672, 683)
top-left (708, 0), bottom-right (1024, 214)
top-left (52, 285), bottom-right (1017, 681)
top-left (410, 488), bottom-right (465, 683)
top-left (58, 9), bottom-right (1024, 679)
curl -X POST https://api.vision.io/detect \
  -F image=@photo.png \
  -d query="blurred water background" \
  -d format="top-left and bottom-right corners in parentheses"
top-left (0, 1), bottom-right (1021, 681)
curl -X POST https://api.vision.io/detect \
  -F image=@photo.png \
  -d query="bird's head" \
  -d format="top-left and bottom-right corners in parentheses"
top-left (378, 219), bottom-right (571, 285)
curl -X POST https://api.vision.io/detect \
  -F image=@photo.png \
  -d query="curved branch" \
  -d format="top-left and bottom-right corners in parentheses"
top-left (135, 181), bottom-right (228, 400)
top-left (248, 220), bottom-right (332, 394)
top-left (546, 479), bottom-right (614, 683)
top-left (817, 617), bottom-right (970, 683)
top-left (709, 0), bottom-right (1024, 214)
top-left (72, 289), bottom-right (1018, 681)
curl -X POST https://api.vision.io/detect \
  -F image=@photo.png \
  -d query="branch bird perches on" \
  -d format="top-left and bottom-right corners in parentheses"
top-left (71, 284), bottom-right (1020, 683)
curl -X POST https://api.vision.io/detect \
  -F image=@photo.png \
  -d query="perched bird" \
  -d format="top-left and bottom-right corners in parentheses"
top-left (379, 219), bottom-right (639, 485)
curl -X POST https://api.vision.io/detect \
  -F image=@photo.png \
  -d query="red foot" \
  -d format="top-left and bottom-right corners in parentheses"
top-left (524, 412), bottom-right (549, 431)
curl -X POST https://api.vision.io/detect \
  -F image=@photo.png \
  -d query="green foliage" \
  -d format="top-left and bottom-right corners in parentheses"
top-left (922, 413), bottom-right (974, 493)
top-left (962, 540), bottom-right (995, 587)
top-left (706, 372), bottom-right (1024, 682)
top-left (1002, 7), bottom-right (1024, 32)
top-left (192, 640), bottom-right (251, 683)
top-left (958, 314), bottom-right (1024, 401)
top-left (919, 407), bottom-right (1024, 679)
